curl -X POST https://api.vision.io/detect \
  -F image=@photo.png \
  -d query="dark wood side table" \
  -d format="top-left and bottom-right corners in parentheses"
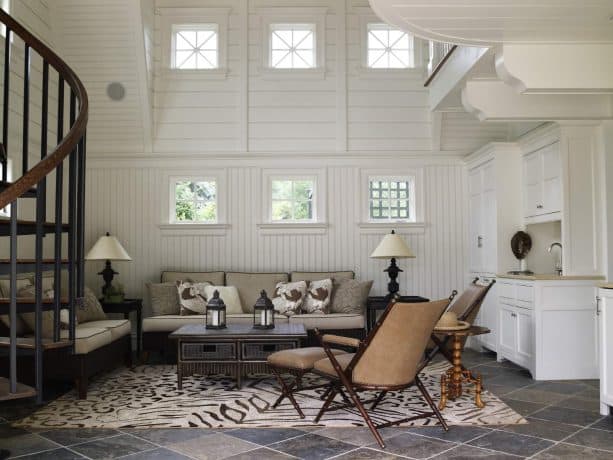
top-left (100, 298), bottom-right (143, 355)
top-left (366, 295), bottom-right (429, 332)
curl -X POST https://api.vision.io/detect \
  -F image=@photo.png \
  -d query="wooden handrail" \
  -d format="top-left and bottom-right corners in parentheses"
top-left (424, 45), bottom-right (457, 87)
top-left (0, 8), bottom-right (88, 209)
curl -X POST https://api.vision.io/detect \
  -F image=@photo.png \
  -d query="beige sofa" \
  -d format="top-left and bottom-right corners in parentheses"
top-left (142, 270), bottom-right (366, 355)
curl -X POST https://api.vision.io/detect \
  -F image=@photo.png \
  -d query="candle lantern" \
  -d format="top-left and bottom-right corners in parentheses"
top-left (253, 290), bottom-right (275, 329)
top-left (206, 290), bottom-right (227, 329)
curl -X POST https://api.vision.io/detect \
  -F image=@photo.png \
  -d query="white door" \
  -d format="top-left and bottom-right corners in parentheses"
top-left (499, 303), bottom-right (517, 359)
top-left (600, 293), bottom-right (613, 414)
top-left (541, 143), bottom-right (561, 214)
top-left (468, 169), bottom-right (483, 272)
top-left (523, 151), bottom-right (542, 217)
top-left (516, 307), bottom-right (533, 368)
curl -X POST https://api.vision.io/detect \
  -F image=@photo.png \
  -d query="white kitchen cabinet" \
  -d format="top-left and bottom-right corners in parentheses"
top-left (598, 287), bottom-right (613, 416)
top-left (523, 141), bottom-right (561, 222)
top-left (498, 276), bottom-right (599, 380)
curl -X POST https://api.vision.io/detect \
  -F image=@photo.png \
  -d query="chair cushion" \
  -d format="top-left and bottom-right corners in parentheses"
top-left (288, 313), bottom-right (364, 330)
top-left (225, 272), bottom-right (289, 313)
top-left (290, 271), bottom-right (354, 282)
top-left (314, 353), bottom-right (355, 376)
top-left (60, 326), bottom-right (113, 355)
top-left (161, 271), bottom-right (225, 286)
top-left (268, 347), bottom-right (347, 370)
top-left (80, 319), bottom-right (131, 341)
top-left (204, 285), bottom-right (243, 314)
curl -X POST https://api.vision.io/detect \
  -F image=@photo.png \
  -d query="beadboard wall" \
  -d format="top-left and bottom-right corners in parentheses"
top-left (83, 157), bottom-right (467, 313)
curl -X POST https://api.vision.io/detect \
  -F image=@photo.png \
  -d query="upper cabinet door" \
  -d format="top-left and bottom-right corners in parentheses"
top-left (523, 142), bottom-right (561, 222)
top-left (523, 151), bottom-right (542, 218)
top-left (541, 142), bottom-right (561, 215)
top-left (468, 168), bottom-right (483, 273)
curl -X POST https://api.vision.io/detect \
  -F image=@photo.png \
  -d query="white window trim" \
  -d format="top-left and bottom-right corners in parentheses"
top-left (354, 8), bottom-right (424, 77)
top-left (259, 168), bottom-right (327, 234)
top-left (171, 23), bottom-right (220, 70)
top-left (159, 169), bottom-right (229, 235)
top-left (359, 168), bottom-right (425, 231)
top-left (257, 7), bottom-right (327, 80)
top-left (157, 7), bottom-right (231, 79)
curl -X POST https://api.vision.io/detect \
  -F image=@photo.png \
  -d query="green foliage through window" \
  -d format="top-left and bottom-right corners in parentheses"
top-left (174, 180), bottom-right (217, 222)
top-left (271, 179), bottom-right (314, 221)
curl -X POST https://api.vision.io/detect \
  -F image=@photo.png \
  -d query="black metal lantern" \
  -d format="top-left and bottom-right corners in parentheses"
top-left (253, 290), bottom-right (275, 329)
top-left (206, 290), bottom-right (227, 329)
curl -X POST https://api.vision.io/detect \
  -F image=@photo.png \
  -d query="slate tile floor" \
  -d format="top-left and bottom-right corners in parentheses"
top-left (1, 350), bottom-right (612, 460)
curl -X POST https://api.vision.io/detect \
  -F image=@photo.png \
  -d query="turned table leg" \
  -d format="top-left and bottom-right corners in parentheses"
top-left (439, 373), bottom-right (448, 410)
top-left (475, 373), bottom-right (485, 408)
top-left (449, 335), bottom-right (463, 400)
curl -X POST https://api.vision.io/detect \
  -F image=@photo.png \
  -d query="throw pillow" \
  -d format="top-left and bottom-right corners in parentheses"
top-left (148, 282), bottom-right (181, 316)
top-left (0, 279), bottom-right (33, 334)
top-left (0, 277), bottom-right (32, 297)
top-left (18, 285), bottom-right (74, 339)
top-left (177, 281), bottom-right (210, 316)
top-left (77, 287), bottom-right (108, 323)
top-left (203, 285), bottom-right (243, 315)
top-left (302, 278), bottom-right (333, 314)
top-left (330, 279), bottom-right (374, 314)
top-left (272, 281), bottom-right (307, 317)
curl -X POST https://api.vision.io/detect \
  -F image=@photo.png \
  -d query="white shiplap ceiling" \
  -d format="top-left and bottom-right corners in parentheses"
top-left (369, 0), bottom-right (613, 45)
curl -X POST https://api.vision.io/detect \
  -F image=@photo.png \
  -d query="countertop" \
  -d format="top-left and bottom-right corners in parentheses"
top-left (497, 273), bottom-right (606, 281)
top-left (599, 283), bottom-right (613, 289)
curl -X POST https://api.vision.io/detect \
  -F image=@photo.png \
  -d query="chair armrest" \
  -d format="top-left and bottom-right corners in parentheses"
top-left (321, 334), bottom-right (361, 348)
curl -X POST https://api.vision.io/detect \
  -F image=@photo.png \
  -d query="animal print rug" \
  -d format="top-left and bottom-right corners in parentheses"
top-left (15, 362), bottom-right (526, 429)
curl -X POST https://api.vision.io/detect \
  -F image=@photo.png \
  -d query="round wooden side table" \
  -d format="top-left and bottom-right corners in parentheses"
top-left (433, 325), bottom-right (491, 410)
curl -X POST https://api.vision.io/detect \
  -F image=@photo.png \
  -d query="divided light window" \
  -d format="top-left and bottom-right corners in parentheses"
top-left (368, 177), bottom-right (415, 222)
top-left (270, 24), bottom-right (315, 69)
top-left (367, 23), bottom-right (414, 69)
top-left (271, 179), bottom-right (314, 222)
top-left (172, 24), bottom-right (219, 69)
top-left (173, 179), bottom-right (217, 223)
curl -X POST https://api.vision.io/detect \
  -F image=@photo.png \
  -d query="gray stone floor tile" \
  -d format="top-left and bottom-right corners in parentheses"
top-left (69, 434), bottom-right (156, 459)
top-left (7, 447), bottom-right (87, 459)
top-left (564, 428), bottom-right (613, 452)
top-left (313, 427), bottom-right (400, 446)
top-left (405, 425), bottom-right (491, 443)
top-left (527, 381), bottom-right (589, 395)
top-left (430, 444), bottom-right (522, 459)
top-left (223, 447), bottom-right (297, 459)
top-left (119, 447), bottom-right (195, 459)
top-left (531, 406), bottom-right (603, 426)
top-left (122, 428), bottom-right (213, 445)
top-left (590, 416), bottom-right (613, 432)
top-left (331, 447), bottom-right (406, 459)
top-left (498, 417), bottom-right (582, 441)
top-left (503, 388), bottom-right (567, 405)
top-left (225, 428), bottom-right (305, 446)
top-left (38, 428), bottom-right (120, 446)
top-left (485, 384), bottom-right (517, 397)
top-left (468, 431), bottom-right (553, 457)
top-left (269, 433), bottom-right (355, 460)
top-left (0, 433), bottom-right (60, 459)
top-left (532, 442), bottom-right (613, 459)
top-left (499, 398), bottom-right (548, 416)
top-left (0, 424), bottom-right (30, 439)
top-left (366, 432), bottom-right (455, 459)
top-left (552, 396), bottom-right (602, 413)
top-left (166, 432), bottom-right (259, 460)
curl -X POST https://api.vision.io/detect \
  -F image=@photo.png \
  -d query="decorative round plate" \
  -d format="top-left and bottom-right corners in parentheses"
top-left (511, 231), bottom-right (532, 260)
top-left (434, 321), bottom-right (471, 331)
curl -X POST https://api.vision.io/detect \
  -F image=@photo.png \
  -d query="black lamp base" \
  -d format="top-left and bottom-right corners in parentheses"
top-left (98, 260), bottom-right (118, 297)
top-left (383, 257), bottom-right (403, 300)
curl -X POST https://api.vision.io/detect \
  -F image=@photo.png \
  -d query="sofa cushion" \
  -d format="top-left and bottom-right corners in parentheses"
top-left (143, 314), bottom-right (290, 332)
top-left (290, 271), bottom-right (354, 282)
top-left (225, 272), bottom-right (289, 313)
top-left (80, 319), bottom-right (131, 341)
top-left (60, 326), bottom-right (113, 355)
top-left (204, 285), bottom-right (243, 315)
top-left (147, 282), bottom-right (180, 316)
top-left (161, 271), bottom-right (225, 286)
top-left (289, 313), bottom-right (364, 330)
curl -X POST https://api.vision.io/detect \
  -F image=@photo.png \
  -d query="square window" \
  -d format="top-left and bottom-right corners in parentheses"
top-left (173, 179), bottom-right (217, 223)
top-left (368, 177), bottom-right (414, 222)
top-left (271, 178), bottom-right (314, 221)
top-left (367, 23), bottom-right (415, 69)
top-left (172, 24), bottom-right (219, 70)
top-left (270, 24), bottom-right (316, 69)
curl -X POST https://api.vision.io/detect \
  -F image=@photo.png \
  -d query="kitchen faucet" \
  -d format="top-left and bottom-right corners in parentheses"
top-left (548, 242), bottom-right (563, 276)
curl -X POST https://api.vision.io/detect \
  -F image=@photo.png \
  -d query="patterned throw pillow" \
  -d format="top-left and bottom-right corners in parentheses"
top-left (177, 281), bottom-right (210, 316)
top-left (147, 282), bottom-right (181, 316)
top-left (0, 278), bottom-right (33, 335)
top-left (302, 279), bottom-right (333, 314)
top-left (18, 285), bottom-right (75, 339)
top-left (77, 287), bottom-right (108, 323)
top-left (272, 281), bottom-right (307, 317)
top-left (330, 279), bottom-right (374, 314)
top-left (203, 285), bottom-right (243, 315)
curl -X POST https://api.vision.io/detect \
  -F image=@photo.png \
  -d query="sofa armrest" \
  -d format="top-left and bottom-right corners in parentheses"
top-left (321, 334), bottom-right (361, 348)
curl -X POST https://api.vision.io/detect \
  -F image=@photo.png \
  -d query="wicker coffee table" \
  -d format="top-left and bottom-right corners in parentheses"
top-left (169, 323), bottom-right (307, 389)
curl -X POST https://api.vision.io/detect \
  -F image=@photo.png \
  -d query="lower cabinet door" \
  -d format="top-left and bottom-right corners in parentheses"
top-left (499, 304), bottom-right (517, 359)
top-left (600, 294), bottom-right (613, 414)
top-left (515, 307), bottom-right (534, 368)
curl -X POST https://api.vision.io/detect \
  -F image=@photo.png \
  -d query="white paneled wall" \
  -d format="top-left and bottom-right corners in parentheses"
top-left (84, 158), bottom-right (467, 314)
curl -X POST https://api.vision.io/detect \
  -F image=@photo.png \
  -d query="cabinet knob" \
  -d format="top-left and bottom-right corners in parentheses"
top-left (596, 296), bottom-right (601, 316)
top-left (477, 235), bottom-right (483, 248)
top-left (536, 204), bottom-right (543, 209)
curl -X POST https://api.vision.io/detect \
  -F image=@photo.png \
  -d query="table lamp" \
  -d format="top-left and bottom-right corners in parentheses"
top-left (85, 232), bottom-right (132, 297)
top-left (370, 230), bottom-right (415, 300)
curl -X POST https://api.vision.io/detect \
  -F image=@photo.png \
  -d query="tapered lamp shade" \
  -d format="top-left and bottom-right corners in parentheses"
top-left (370, 231), bottom-right (415, 259)
top-left (85, 233), bottom-right (132, 261)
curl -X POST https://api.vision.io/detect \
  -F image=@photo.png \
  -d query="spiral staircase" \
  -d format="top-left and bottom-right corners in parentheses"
top-left (0, 8), bottom-right (88, 403)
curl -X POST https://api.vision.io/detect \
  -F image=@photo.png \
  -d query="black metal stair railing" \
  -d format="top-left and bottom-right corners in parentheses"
top-left (0, 8), bottom-right (88, 403)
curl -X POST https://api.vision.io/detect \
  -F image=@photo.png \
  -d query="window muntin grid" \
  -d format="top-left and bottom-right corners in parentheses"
top-left (173, 25), bottom-right (219, 69)
top-left (368, 177), bottom-right (414, 221)
top-left (173, 180), bottom-right (217, 223)
top-left (270, 24), bottom-right (316, 69)
top-left (367, 23), bottom-right (414, 69)
top-left (271, 179), bottom-right (314, 221)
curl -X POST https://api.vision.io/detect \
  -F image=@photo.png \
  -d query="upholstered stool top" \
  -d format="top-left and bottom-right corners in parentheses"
top-left (268, 346), bottom-right (346, 370)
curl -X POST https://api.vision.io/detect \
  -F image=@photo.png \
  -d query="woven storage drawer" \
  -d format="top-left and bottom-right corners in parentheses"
top-left (182, 342), bottom-right (236, 361)
top-left (242, 341), bottom-right (296, 360)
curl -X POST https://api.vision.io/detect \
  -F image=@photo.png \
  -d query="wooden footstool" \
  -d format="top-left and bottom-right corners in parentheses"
top-left (268, 347), bottom-right (347, 418)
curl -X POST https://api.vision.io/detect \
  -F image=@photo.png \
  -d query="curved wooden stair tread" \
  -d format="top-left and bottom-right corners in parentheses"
top-left (0, 220), bottom-right (70, 236)
top-left (0, 336), bottom-right (72, 350)
top-left (0, 259), bottom-right (69, 264)
top-left (0, 377), bottom-right (36, 401)
top-left (0, 181), bottom-right (36, 198)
